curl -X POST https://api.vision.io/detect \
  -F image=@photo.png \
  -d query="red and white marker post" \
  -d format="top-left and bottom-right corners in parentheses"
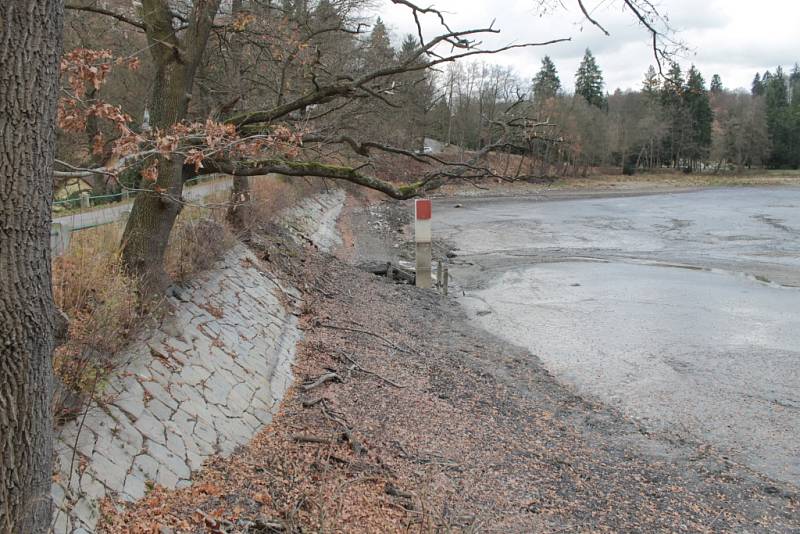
top-left (415, 199), bottom-right (433, 288)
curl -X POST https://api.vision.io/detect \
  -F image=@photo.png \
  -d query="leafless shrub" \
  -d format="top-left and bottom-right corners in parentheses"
top-left (166, 216), bottom-right (235, 282)
top-left (52, 223), bottom-right (141, 420)
top-left (241, 174), bottom-right (327, 230)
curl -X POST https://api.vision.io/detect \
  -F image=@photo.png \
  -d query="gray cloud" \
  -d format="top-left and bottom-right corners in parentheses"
top-left (378, 0), bottom-right (800, 92)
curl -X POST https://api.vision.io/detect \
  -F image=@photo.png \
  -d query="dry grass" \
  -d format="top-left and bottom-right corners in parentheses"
top-left (544, 169), bottom-right (800, 189)
top-left (238, 174), bottom-right (328, 231)
top-left (52, 223), bottom-right (137, 354)
top-left (52, 193), bottom-right (237, 420)
top-left (52, 222), bottom-right (141, 420)
top-left (436, 168), bottom-right (800, 197)
top-left (165, 191), bottom-right (237, 282)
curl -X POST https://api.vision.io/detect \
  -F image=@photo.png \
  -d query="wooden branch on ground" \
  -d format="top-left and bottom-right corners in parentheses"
top-left (302, 397), bottom-right (326, 408)
top-left (317, 322), bottom-right (417, 355)
top-left (302, 372), bottom-right (340, 391)
top-left (385, 483), bottom-right (414, 499)
top-left (337, 350), bottom-right (407, 389)
top-left (342, 429), bottom-right (366, 455)
top-left (292, 434), bottom-right (332, 444)
top-left (313, 401), bottom-right (366, 455)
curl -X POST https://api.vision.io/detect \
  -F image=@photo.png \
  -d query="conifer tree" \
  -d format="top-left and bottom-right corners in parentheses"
top-left (396, 34), bottom-right (435, 149)
top-left (790, 63), bottom-right (800, 105)
top-left (764, 66), bottom-right (794, 167)
top-left (660, 62), bottom-right (688, 166)
top-left (532, 55), bottom-right (561, 101)
top-left (683, 65), bottom-right (713, 168)
top-left (575, 49), bottom-right (605, 108)
top-left (365, 17), bottom-right (395, 69)
top-left (710, 74), bottom-right (723, 94)
top-left (751, 72), bottom-right (764, 96)
top-left (642, 65), bottom-right (660, 96)
top-left (398, 33), bottom-right (418, 61)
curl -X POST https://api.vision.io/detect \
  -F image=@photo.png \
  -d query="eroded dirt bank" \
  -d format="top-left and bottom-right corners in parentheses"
top-left (102, 194), bottom-right (799, 533)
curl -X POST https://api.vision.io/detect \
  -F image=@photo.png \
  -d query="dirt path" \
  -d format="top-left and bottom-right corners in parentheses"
top-left (101, 196), bottom-right (799, 533)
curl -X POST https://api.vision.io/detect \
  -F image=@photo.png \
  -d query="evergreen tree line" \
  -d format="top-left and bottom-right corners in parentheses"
top-left (751, 65), bottom-right (800, 167)
top-left (420, 47), bottom-right (800, 174)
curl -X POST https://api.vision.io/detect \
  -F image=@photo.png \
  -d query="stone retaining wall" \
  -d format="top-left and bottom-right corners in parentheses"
top-left (52, 190), bottom-right (345, 533)
top-left (283, 189), bottom-right (345, 252)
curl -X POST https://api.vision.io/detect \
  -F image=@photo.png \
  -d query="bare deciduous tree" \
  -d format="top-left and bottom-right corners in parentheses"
top-left (61, 0), bottom-right (565, 292)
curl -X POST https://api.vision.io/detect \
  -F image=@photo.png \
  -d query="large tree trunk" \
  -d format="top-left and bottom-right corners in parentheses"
top-left (121, 62), bottom-right (192, 292)
top-left (0, 1), bottom-right (63, 532)
top-left (226, 0), bottom-right (253, 231)
top-left (227, 174), bottom-right (253, 230)
top-left (120, 0), bottom-right (221, 292)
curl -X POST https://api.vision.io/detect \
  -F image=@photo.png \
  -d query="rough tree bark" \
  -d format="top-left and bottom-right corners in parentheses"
top-left (0, 1), bottom-right (63, 532)
top-left (120, 0), bottom-right (221, 291)
top-left (227, 174), bottom-right (253, 230)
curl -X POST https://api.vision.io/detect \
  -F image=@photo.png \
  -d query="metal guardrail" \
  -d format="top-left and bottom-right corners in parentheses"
top-left (52, 175), bottom-right (212, 209)
top-left (51, 174), bottom-right (230, 256)
top-left (53, 191), bottom-right (127, 207)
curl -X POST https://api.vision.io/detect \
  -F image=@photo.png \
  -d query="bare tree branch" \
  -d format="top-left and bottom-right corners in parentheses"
top-left (65, 1), bottom-right (145, 30)
top-left (576, 0), bottom-right (610, 36)
top-left (200, 158), bottom-right (431, 200)
top-left (227, 36), bottom-right (569, 128)
top-left (620, 0), bottom-right (669, 74)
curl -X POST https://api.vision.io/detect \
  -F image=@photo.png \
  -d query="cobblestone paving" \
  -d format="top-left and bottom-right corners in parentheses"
top-left (51, 191), bottom-right (344, 533)
top-left (284, 189), bottom-right (344, 252)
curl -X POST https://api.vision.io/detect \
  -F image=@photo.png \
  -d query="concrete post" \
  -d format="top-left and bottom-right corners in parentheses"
top-left (50, 223), bottom-right (72, 257)
top-left (442, 264), bottom-right (449, 296)
top-left (121, 189), bottom-right (130, 201)
top-left (80, 191), bottom-right (90, 209)
top-left (415, 199), bottom-right (432, 289)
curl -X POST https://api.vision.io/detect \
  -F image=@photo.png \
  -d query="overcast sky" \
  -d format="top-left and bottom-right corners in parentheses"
top-left (377, 0), bottom-right (800, 93)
